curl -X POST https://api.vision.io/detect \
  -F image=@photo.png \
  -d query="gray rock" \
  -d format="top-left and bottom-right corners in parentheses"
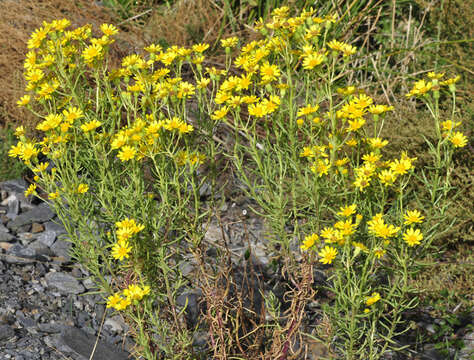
top-left (0, 232), bottom-right (15, 242)
top-left (0, 324), bottom-right (15, 341)
top-left (0, 222), bottom-right (9, 232)
top-left (7, 243), bottom-right (36, 259)
top-left (28, 239), bottom-right (55, 257)
top-left (1, 254), bottom-right (36, 264)
top-left (38, 322), bottom-right (64, 334)
top-left (50, 238), bottom-right (72, 261)
top-left (61, 326), bottom-right (129, 360)
top-left (36, 230), bottom-right (56, 247)
top-left (45, 272), bottom-right (85, 295)
top-left (17, 232), bottom-right (38, 244)
top-left (0, 179), bottom-right (28, 193)
top-left (44, 219), bottom-right (67, 236)
top-left (7, 203), bottom-right (55, 231)
top-left (104, 316), bottom-right (128, 334)
top-left (5, 196), bottom-right (20, 219)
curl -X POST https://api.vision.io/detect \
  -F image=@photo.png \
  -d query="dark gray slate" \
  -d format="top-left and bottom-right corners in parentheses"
top-left (50, 238), bottom-right (72, 261)
top-left (0, 324), bottom-right (15, 341)
top-left (61, 326), bottom-right (129, 360)
top-left (0, 178), bottom-right (28, 193)
top-left (28, 239), bottom-right (55, 257)
top-left (0, 231), bottom-right (15, 242)
top-left (7, 203), bottom-right (55, 231)
top-left (0, 223), bottom-right (9, 232)
top-left (44, 219), bottom-right (67, 236)
top-left (36, 230), bottom-right (57, 247)
top-left (45, 272), bottom-right (85, 295)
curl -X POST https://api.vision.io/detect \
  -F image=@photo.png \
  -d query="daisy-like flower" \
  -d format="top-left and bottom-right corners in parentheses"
top-left (77, 184), bottom-right (89, 194)
top-left (48, 192), bottom-right (59, 200)
top-left (106, 293), bottom-right (122, 309)
top-left (403, 228), bottom-right (423, 247)
top-left (211, 106), bottom-right (229, 120)
top-left (100, 24), bottom-right (118, 36)
top-left (115, 297), bottom-right (131, 311)
top-left (259, 62), bottom-right (281, 83)
top-left (318, 246), bottom-right (338, 264)
top-left (365, 292), bottom-right (381, 306)
top-left (449, 132), bottom-right (467, 148)
top-left (220, 36), bottom-right (238, 48)
top-left (111, 240), bottom-right (132, 261)
top-left (373, 248), bottom-right (386, 259)
top-left (404, 210), bottom-right (425, 225)
top-left (192, 43), bottom-right (210, 53)
top-left (337, 204), bottom-right (357, 217)
top-left (301, 233), bottom-right (319, 251)
top-left (368, 137), bottom-right (389, 149)
top-left (82, 44), bottom-right (103, 64)
top-left (24, 184), bottom-right (37, 197)
top-left (118, 145), bottom-right (137, 161)
top-left (297, 104), bottom-right (319, 117)
top-left (302, 52), bottom-right (325, 69)
top-left (80, 119), bottom-right (102, 132)
top-left (17, 95), bottom-right (31, 107)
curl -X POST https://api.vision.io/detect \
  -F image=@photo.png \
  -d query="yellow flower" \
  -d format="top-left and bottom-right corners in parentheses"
top-left (390, 158), bottom-right (414, 175)
top-left (337, 204), bottom-right (357, 217)
top-left (77, 184), bottom-right (89, 194)
top-left (440, 120), bottom-right (461, 131)
top-left (427, 72), bottom-right (444, 80)
top-left (211, 106), bottom-right (229, 120)
top-left (311, 159), bottom-right (330, 177)
top-left (302, 52), bottom-right (325, 69)
top-left (301, 233), bottom-right (319, 251)
top-left (448, 132), bottom-right (467, 148)
top-left (63, 107), bottom-right (84, 123)
top-left (297, 104), bottom-right (319, 117)
top-left (106, 293), bottom-right (122, 309)
top-left (368, 137), bottom-right (389, 149)
top-left (403, 228), bottom-right (423, 247)
top-left (100, 24), bottom-right (118, 36)
top-left (111, 241), bottom-right (132, 261)
top-left (378, 169), bottom-right (397, 186)
top-left (196, 78), bottom-right (211, 89)
top-left (192, 43), bottom-right (210, 53)
top-left (17, 95), bottom-right (31, 107)
top-left (403, 210), bottom-right (425, 225)
top-left (248, 102), bottom-right (266, 118)
top-left (373, 248), bottom-right (386, 259)
top-left (118, 145), bottom-right (137, 161)
top-left (48, 192), bottom-right (59, 200)
top-left (115, 297), bottom-right (131, 311)
top-left (259, 62), bottom-right (281, 83)
top-left (82, 44), bottom-right (103, 63)
top-left (24, 184), bottom-right (37, 197)
top-left (80, 119), bottom-right (102, 132)
top-left (318, 246), bottom-right (338, 264)
top-left (365, 292), bottom-right (381, 306)
top-left (220, 36), bottom-right (238, 48)
top-left (346, 138), bottom-right (358, 147)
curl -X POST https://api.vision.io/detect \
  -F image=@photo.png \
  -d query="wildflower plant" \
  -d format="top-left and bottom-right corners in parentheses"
top-left (11, 7), bottom-right (468, 360)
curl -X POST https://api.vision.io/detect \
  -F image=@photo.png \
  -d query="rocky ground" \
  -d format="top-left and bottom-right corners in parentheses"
top-left (0, 179), bottom-right (133, 360)
top-left (0, 178), bottom-right (472, 360)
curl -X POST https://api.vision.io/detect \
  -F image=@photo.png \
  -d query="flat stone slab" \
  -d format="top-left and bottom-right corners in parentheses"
top-left (45, 272), bottom-right (85, 295)
top-left (61, 326), bottom-right (129, 360)
top-left (7, 203), bottom-right (55, 231)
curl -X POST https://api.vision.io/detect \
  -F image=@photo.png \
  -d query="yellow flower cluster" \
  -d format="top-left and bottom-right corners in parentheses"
top-left (301, 207), bottom-right (425, 262)
top-left (111, 218), bottom-right (144, 261)
top-left (106, 283), bottom-right (150, 311)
